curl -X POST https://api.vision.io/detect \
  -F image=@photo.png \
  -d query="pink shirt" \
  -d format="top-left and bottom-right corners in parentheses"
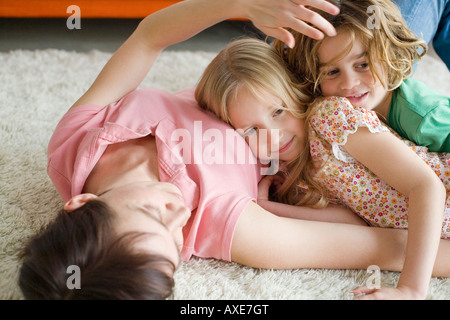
top-left (47, 88), bottom-right (262, 261)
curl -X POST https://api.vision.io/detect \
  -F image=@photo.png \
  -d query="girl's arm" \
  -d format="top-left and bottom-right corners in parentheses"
top-left (344, 127), bottom-right (446, 299)
top-left (257, 175), bottom-right (368, 225)
top-left (70, 0), bottom-right (339, 110)
top-left (258, 200), bottom-right (369, 226)
top-left (232, 201), bottom-right (450, 279)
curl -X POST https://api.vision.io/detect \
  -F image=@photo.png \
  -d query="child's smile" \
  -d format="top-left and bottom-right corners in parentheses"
top-left (317, 30), bottom-right (392, 118)
top-left (227, 86), bottom-right (307, 163)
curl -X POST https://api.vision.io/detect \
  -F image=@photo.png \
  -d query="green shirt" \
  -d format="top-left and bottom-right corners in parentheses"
top-left (388, 78), bottom-right (450, 153)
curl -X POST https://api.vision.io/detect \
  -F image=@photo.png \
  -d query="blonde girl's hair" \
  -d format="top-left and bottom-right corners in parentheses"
top-left (273, 0), bottom-right (428, 97)
top-left (195, 38), bottom-right (329, 208)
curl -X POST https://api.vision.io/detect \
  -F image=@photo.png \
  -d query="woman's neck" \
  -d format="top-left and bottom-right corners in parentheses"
top-left (83, 135), bottom-right (159, 195)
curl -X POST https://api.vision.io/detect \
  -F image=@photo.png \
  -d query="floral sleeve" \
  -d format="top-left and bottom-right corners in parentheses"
top-left (309, 97), bottom-right (389, 163)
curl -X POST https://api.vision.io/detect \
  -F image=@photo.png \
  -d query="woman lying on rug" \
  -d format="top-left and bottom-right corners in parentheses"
top-left (19, 0), bottom-right (450, 300)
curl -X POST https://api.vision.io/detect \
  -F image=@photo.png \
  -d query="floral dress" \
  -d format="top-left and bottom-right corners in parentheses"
top-left (307, 97), bottom-right (450, 239)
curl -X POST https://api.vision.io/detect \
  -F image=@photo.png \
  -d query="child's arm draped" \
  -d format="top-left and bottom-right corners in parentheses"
top-left (330, 99), bottom-right (447, 300)
top-left (257, 175), bottom-right (368, 226)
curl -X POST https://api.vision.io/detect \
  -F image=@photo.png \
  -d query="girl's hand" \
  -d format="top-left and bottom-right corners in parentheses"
top-left (351, 286), bottom-right (427, 300)
top-left (238, 0), bottom-right (339, 47)
top-left (258, 175), bottom-right (274, 202)
top-left (257, 174), bottom-right (284, 202)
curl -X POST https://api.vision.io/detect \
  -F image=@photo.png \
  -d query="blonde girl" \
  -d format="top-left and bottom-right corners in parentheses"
top-left (196, 39), bottom-right (326, 210)
top-left (273, 0), bottom-right (450, 153)
top-left (196, 38), bottom-right (450, 299)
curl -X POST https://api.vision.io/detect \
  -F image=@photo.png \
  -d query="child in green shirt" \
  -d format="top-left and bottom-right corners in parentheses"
top-left (274, 0), bottom-right (450, 152)
top-left (389, 78), bottom-right (450, 153)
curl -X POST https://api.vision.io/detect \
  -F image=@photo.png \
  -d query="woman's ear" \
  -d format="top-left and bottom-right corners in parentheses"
top-left (64, 193), bottom-right (98, 211)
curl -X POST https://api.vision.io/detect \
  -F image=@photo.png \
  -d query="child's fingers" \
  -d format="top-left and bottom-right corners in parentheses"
top-left (350, 286), bottom-right (378, 297)
top-left (257, 175), bottom-right (275, 200)
top-left (271, 173), bottom-right (285, 188)
top-left (259, 175), bottom-right (275, 191)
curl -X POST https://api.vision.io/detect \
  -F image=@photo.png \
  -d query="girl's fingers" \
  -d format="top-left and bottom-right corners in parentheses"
top-left (351, 286), bottom-right (378, 295)
top-left (258, 175), bottom-right (276, 200)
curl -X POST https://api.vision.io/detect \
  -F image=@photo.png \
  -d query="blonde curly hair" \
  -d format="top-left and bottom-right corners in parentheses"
top-left (273, 0), bottom-right (427, 98)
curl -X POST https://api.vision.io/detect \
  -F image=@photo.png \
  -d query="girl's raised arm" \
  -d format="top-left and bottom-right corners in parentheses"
top-left (344, 127), bottom-right (446, 299)
top-left (70, 0), bottom-right (339, 110)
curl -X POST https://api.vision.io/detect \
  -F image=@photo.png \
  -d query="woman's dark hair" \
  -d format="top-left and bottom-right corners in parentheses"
top-left (18, 199), bottom-right (175, 299)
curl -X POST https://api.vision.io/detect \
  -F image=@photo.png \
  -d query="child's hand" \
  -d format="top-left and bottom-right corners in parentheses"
top-left (258, 176), bottom-right (274, 202)
top-left (239, 0), bottom-right (339, 47)
top-left (257, 174), bottom-right (284, 202)
top-left (351, 286), bottom-right (427, 300)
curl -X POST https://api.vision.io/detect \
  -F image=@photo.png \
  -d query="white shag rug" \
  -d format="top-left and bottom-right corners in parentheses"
top-left (1, 47), bottom-right (449, 300)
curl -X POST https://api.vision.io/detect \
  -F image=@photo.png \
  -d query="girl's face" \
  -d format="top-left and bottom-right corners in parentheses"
top-left (228, 86), bottom-right (307, 163)
top-left (317, 30), bottom-right (390, 112)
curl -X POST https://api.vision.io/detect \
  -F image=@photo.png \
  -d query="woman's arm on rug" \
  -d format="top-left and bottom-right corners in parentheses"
top-left (70, 0), bottom-right (339, 109)
top-left (231, 201), bottom-right (450, 278)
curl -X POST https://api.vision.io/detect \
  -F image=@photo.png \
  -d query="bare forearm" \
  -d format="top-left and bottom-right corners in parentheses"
top-left (138, 0), bottom-right (236, 51)
top-left (72, 0), bottom-right (237, 108)
top-left (344, 125), bottom-right (448, 298)
top-left (258, 200), bottom-right (368, 226)
top-left (397, 181), bottom-right (446, 298)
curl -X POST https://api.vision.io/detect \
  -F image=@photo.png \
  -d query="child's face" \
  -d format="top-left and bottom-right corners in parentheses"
top-left (227, 86), bottom-right (307, 163)
top-left (317, 30), bottom-right (390, 112)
